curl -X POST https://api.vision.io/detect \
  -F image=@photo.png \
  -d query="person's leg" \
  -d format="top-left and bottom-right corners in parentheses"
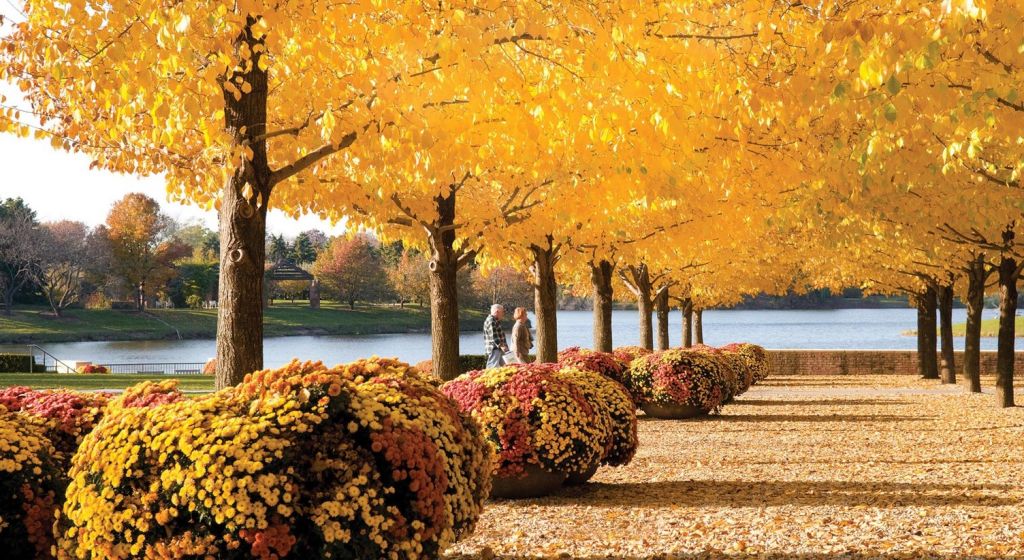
top-left (486, 347), bottom-right (502, 368)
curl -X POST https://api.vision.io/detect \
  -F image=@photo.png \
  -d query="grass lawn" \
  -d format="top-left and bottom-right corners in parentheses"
top-left (448, 375), bottom-right (1024, 559)
top-left (0, 302), bottom-right (487, 343)
top-left (952, 315), bottom-right (1024, 337)
top-left (0, 372), bottom-right (215, 391)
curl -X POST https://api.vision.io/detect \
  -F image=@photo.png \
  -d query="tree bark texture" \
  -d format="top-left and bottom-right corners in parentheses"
top-left (938, 283), bottom-right (956, 384)
top-left (216, 19), bottom-right (271, 389)
top-left (428, 192), bottom-right (461, 381)
top-left (915, 287), bottom-right (939, 380)
top-left (655, 287), bottom-right (670, 350)
top-left (996, 255), bottom-right (1018, 408)
top-left (591, 260), bottom-right (614, 353)
top-left (682, 298), bottom-right (693, 347)
top-left (531, 239), bottom-right (559, 363)
top-left (963, 254), bottom-right (986, 393)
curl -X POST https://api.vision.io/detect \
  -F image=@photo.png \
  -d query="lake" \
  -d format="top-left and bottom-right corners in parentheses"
top-left (2, 307), bottom-right (1005, 368)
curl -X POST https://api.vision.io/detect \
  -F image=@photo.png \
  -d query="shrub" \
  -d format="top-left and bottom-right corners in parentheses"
top-left (202, 358), bottom-right (217, 375)
top-left (0, 407), bottom-right (64, 559)
top-left (554, 366), bottom-right (638, 467)
top-left (626, 349), bottom-right (727, 414)
top-left (557, 347), bottom-right (629, 384)
top-left (688, 346), bottom-right (746, 399)
top-left (76, 364), bottom-right (108, 374)
top-left (0, 387), bottom-right (110, 469)
top-left (612, 345), bottom-right (652, 364)
top-left (0, 353), bottom-right (36, 373)
top-left (57, 358), bottom-right (489, 559)
top-left (441, 363), bottom-right (604, 479)
top-left (721, 343), bottom-right (770, 384)
top-left (112, 379), bottom-right (186, 409)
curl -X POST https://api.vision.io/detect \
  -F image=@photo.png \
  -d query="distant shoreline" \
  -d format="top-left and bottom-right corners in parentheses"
top-left (0, 303), bottom-right (487, 345)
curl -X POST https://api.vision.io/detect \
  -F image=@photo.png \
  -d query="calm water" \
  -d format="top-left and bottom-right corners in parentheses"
top-left (2, 308), bottom-right (1004, 368)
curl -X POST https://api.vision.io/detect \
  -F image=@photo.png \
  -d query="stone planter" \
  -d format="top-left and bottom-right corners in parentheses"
top-left (641, 402), bottom-right (706, 419)
top-left (564, 461), bottom-right (600, 486)
top-left (490, 465), bottom-right (567, 499)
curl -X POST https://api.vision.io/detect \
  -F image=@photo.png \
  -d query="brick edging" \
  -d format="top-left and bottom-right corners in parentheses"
top-left (766, 349), bottom-right (1024, 376)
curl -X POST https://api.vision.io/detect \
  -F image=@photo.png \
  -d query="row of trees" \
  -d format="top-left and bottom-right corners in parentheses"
top-left (2, 0), bottom-right (1021, 408)
top-left (0, 195), bottom-right (535, 315)
top-left (0, 194), bottom-right (196, 315)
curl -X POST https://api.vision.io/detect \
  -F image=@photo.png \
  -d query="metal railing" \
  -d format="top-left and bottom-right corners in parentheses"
top-left (27, 344), bottom-right (75, 373)
top-left (96, 362), bottom-right (207, 375)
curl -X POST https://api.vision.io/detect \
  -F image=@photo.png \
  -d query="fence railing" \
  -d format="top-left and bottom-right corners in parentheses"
top-left (97, 362), bottom-right (207, 375)
top-left (27, 344), bottom-right (75, 373)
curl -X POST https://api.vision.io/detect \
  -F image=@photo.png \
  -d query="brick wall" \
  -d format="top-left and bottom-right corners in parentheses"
top-left (766, 350), bottom-right (1024, 376)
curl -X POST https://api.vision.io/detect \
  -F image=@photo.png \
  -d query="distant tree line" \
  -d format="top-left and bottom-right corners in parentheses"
top-left (0, 194), bottom-right (534, 316)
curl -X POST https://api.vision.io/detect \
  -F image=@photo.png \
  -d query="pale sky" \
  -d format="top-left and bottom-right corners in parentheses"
top-left (0, 134), bottom-right (347, 238)
top-left (0, 5), bottom-right (344, 239)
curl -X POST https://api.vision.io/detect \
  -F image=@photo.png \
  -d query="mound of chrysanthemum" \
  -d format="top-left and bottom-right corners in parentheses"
top-left (442, 363), bottom-right (605, 499)
top-left (56, 357), bottom-right (490, 560)
top-left (626, 349), bottom-right (727, 418)
top-left (612, 345), bottom-right (652, 365)
top-left (0, 387), bottom-right (110, 469)
top-left (721, 343), bottom-right (770, 384)
top-left (557, 347), bottom-right (629, 384)
top-left (0, 406), bottom-right (64, 559)
top-left (553, 366), bottom-right (638, 483)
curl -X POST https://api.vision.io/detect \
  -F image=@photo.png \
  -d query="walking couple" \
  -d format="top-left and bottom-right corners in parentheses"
top-left (483, 304), bottom-right (533, 368)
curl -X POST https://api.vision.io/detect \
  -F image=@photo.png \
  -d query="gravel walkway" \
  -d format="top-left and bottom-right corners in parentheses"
top-left (445, 375), bottom-right (1024, 560)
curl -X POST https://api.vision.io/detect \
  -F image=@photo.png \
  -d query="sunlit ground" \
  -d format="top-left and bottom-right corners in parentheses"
top-left (446, 375), bottom-right (1024, 560)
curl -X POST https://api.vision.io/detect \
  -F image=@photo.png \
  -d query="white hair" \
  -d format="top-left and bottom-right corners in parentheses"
top-left (490, 304), bottom-right (504, 315)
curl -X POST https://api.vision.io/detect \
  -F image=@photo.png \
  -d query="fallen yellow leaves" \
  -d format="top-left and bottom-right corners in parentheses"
top-left (445, 375), bottom-right (1024, 559)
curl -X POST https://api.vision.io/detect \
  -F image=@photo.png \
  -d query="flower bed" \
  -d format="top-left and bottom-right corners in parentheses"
top-left (76, 364), bottom-right (108, 374)
top-left (612, 346), bottom-right (652, 365)
top-left (626, 349), bottom-right (727, 416)
top-left (554, 366), bottom-right (638, 473)
top-left (721, 343), bottom-right (769, 384)
top-left (442, 363), bottom-right (605, 498)
top-left (0, 407), bottom-right (64, 559)
top-left (56, 357), bottom-right (490, 559)
top-left (557, 347), bottom-right (629, 384)
top-left (0, 387), bottom-right (110, 468)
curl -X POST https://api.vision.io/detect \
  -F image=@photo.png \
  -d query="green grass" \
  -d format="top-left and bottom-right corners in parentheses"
top-left (952, 316), bottom-right (1024, 337)
top-left (0, 302), bottom-right (487, 343)
top-left (0, 372), bottom-right (215, 391)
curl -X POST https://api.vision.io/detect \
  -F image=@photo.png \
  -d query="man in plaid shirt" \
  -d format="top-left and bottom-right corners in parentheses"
top-left (483, 304), bottom-right (509, 368)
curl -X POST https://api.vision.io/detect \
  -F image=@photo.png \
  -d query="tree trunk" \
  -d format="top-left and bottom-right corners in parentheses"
top-left (635, 272), bottom-right (654, 350)
top-left (938, 283), bottom-right (956, 384)
top-left (591, 260), bottom-right (614, 352)
top-left (694, 308), bottom-right (704, 344)
top-left (655, 287), bottom-right (670, 350)
top-left (215, 19), bottom-right (271, 389)
top-left (996, 255), bottom-right (1017, 408)
top-left (682, 298), bottom-right (693, 347)
top-left (531, 239), bottom-right (559, 363)
top-left (348, 299), bottom-right (355, 310)
top-left (916, 287), bottom-right (939, 380)
top-left (428, 192), bottom-right (461, 381)
top-left (963, 254), bottom-right (986, 393)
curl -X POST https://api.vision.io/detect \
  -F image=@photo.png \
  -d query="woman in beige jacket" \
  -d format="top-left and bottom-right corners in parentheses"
top-left (510, 307), bottom-right (533, 363)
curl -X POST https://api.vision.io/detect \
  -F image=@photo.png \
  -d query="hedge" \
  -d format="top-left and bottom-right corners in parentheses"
top-left (0, 353), bottom-right (37, 373)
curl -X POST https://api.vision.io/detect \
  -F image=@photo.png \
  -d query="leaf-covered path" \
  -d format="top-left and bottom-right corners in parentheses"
top-left (446, 375), bottom-right (1024, 560)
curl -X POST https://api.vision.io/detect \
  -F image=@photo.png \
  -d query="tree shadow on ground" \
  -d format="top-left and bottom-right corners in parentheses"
top-left (734, 399), bottom-right (909, 406)
top-left (757, 380), bottom-right (903, 387)
top-left (638, 414), bottom-right (927, 424)
top-left (447, 552), bottom-right (1024, 559)
top-left (546, 479), bottom-right (1018, 508)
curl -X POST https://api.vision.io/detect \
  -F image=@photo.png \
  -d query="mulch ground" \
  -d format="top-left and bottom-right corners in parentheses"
top-left (445, 375), bottom-right (1024, 560)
